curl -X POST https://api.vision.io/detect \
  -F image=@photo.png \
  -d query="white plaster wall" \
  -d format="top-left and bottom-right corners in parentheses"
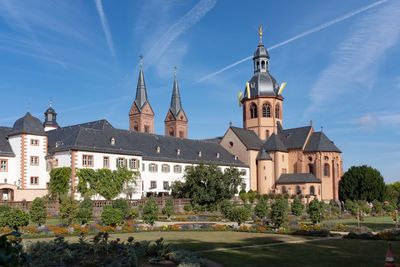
top-left (8, 136), bottom-right (21, 186)
top-left (0, 156), bottom-right (17, 186)
top-left (54, 151), bottom-right (71, 167)
top-left (25, 135), bottom-right (48, 189)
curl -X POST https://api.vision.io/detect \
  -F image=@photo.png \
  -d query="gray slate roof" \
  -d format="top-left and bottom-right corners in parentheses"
top-left (9, 112), bottom-right (46, 136)
top-left (256, 149), bottom-right (272, 160)
top-left (48, 120), bottom-right (247, 167)
top-left (278, 126), bottom-right (312, 150)
top-left (168, 77), bottom-right (185, 118)
top-left (0, 127), bottom-right (15, 157)
top-left (229, 127), bottom-right (263, 150)
top-left (304, 132), bottom-right (341, 153)
top-left (133, 68), bottom-right (150, 111)
top-left (276, 173), bottom-right (321, 185)
top-left (263, 134), bottom-right (287, 152)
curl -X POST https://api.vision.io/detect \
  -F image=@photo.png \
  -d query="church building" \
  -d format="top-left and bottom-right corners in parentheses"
top-left (0, 27), bottom-right (342, 202)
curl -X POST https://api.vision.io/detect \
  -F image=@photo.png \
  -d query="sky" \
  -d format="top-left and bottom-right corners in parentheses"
top-left (0, 0), bottom-right (399, 182)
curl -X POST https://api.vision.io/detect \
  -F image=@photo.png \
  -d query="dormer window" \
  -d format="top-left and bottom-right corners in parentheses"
top-left (177, 149), bottom-right (181, 155)
top-left (156, 146), bottom-right (161, 153)
top-left (234, 155), bottom-right (238, 160)
top-left (55, 141), bottom-right (63, 148)
top-left (216, 152), bottom-right (220, 159)
top-left (110, 137), bottom-right (116, 146)
top-left (198, 151), bottom-right (202, 157)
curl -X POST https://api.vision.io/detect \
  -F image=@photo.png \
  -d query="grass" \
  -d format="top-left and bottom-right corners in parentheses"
top-left (24, 231), bottom-right (400, 267)
top-left (325, 216), bottom-right (395, 231)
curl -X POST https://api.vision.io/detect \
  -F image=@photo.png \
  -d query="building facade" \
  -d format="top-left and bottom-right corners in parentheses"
top-left (0, 27), bottom-right (342, 202)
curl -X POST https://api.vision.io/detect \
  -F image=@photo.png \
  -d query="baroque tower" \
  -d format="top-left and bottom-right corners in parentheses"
top-left (241, 26), bottom-right (283, 140)
top-left (129, 58), bottom-right (155, 133)
top-left (43, 102), bottom-right (59, 132)
top-left (164, 67), bottom-right (188, 138)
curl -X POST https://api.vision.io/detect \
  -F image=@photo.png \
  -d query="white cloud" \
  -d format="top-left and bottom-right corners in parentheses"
top-left (307, 1), bottom-right (400, 113)
top-left (357, 113), bottom-right (400, 127)
top-left (94, 0), bottom-right (116, 58)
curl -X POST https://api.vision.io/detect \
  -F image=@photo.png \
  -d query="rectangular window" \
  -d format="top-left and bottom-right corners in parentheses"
top-left (150, 180), bottom-right (157, 189)
top-left (82, 154), bottom-right (94, 167)
top-left (30, 176), bottom-right (39, 185)
top-left (116, 158), bottom-right (127, 168)
top-left (0, 159), bottom-right (7, 172)
top-left (30, 139), bottom-right (39, 146)
top-left (30, 156), bottom-right (39, 166)
top-left (103, 156), bottom-right (110, 168)
top-left (162, 164), bottom-right (170, 173)
top-left (149, 163), bottom-right (158, 172)
top-left (129, 158), bottom-right (139, 169)
top-left (173, 165), bottom-right (182, 173)
top-left (142, 163), bottom-right (145, 171)
top-left (53, 158), bottom-right (59, 167)
top-left (163, 181), bottom-right (169, 190)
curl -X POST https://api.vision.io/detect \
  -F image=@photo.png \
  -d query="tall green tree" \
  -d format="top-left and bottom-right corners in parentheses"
top-left (77, 167), bottom-right (138, 200)
top-left (49, 167), bottom-right (71, 199)
top-left (254, 197), bottom-right (269, 220)
top-left (142, 197), bottom-right (159, 226)
top-left (29, 197), bottom-right (47, 226)
top-left (307, 199), bottom-right (322, 224)
top-left (339, 165), bottom-right (385, 202)
top-left (171, 164), bottom-right (243, 209)
top-left (270, 198), bottom-right (288, 228)
top-left (386, 182), bottom-right (400, 206)
top-left (291, 197), bottom-right (304, 217)
top-left (162, 198), bottom-right (174, 219)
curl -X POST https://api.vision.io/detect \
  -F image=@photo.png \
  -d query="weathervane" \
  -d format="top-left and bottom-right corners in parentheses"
top-left (139, 55), bottom-right (143, 68)
top-left (258, 24), bottom-right (263, 43)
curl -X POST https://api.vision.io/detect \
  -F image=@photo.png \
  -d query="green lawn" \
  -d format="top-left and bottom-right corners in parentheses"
top-left (325, 216), bottom-right (395, 231)
top-left (25, 231), bottom-right (400, 267)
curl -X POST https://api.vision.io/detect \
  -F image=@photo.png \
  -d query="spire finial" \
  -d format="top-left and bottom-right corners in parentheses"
top-left (174, 66), bottom-right (177, 78)
top-left (49, 97), bottom-right (53, 108)
top-left (321, 126), bottom-right (323, 132)
top-left (139, 55), bottom-right (143, 68)
top-left (258, 24), bottom-right (263, 44)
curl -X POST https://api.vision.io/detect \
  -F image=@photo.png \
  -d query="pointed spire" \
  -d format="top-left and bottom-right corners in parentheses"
top-left (134, 55), bottom-right (149, 110)
top-left (169, 66), bottom-right (183, 117)
top-left (258, 24), bottom-right (263, 44)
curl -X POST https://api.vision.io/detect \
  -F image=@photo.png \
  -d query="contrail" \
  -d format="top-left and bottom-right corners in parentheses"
top-left (94, 0), bottom-right (116, 57)
top-left (195, 0), bottom-right (389, 84)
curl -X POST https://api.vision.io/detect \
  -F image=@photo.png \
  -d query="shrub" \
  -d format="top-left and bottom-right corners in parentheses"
top-left (372, 200), bottom-right (384, 216)
top-left (228, 206), bottom-right (250, 226)
top-left (239, 189), bottom-right (248, 203)
top-left (76, 208), bottom-right (92, 225)
top-left (270, 198), bottom-right (288, 228)
top-left (247, 190), bottom-right (257, 205)
top-left (59, 197), bottom-right (78, 226)
top-left (101, 205), bottom-right (124, 226)
top-left (113, 198), bottom-right (129, 215)
top-left (219, 199), bottom-right (233, 218)
top-left (183, 204), bottom-right (193, 212)
top-left (143, 197), bottom-right (159, 226)
top-left (291, 197), bottom-right (304, 217)
top-left (127, 208), bottom-right (139, 220)
top-left (0, 206), bottom-right (11, 227)
top-left (2, 209), bottom-right (29, 230)
top-left (162, 198), bottom-right (175, 219)
top-left (307, 199), bottom-right (322, 224)
top-left (254, 197), bottom-right (269, 220)
top-left (29, 197), bottom-right (47, 226)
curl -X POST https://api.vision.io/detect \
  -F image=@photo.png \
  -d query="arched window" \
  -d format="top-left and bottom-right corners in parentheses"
top-left (261, 61), bottom-right (265, 69)
top-left (265, 130), bottom-right (270, 138)
top-left (262, 103), bottom-right (271, 117)
top-left (168, 127), bottom-right (174, 136)
top-left (324, 163), bottom-right (330, 177)
top-left (308, 163), bottom-right (314, 175)
top-left (250, 103), bottom-right (258, 118)
top-left (256, 61), bottom-right (260, 70)
top-left (275, 104), bottom-right (280, 119)
top-left (310, 186), bottom-right (315, 195)
top-left (296, 185), bottom-right (302, 195)
top-left (133, 123), bottom-right (139, 131)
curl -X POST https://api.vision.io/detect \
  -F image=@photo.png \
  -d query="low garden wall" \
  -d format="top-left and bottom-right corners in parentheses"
top-left (0, 198), bottom-right (191, 217)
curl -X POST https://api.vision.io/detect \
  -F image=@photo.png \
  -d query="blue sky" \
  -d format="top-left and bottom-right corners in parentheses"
top-left (0, 0), bottom-right (399, 182)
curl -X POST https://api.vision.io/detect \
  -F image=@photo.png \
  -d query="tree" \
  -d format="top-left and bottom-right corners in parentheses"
top-left (228, 206), bottom-right (250, 226)
top-left (339, 165), bottom-right (385, 202)
top-left (29, 197), bottom-right (47, 226)
top-left (372, 200), bottom-right (384, 216)
top-left (77, 167), bottom-right (138, 200)
top-left (254, 197), bottom-right (269, 220)
top-left (113, 198), bottom-right (129, 215)
top-left (307, 199), bottom-right (322, 224)
top-left (1, 209), bottom-right (29, 230)
top-left (270, 198), bottom-right (288, 228)
top-left (76, 198), bottom-right (93, 225)
top-left (247, 190), bottom-right (257, 205)
top-left (171, 164), bottom-right (243, 209)
top-left (49, 167), bottom-right (71, 199)
top-left (59, 196), bottom-right (78, 226)
top-left (239, 190), bottom-right (248, 204)
top-left (291, 197), bottom-right (304, 217)
top-left (142, 197), bottom-right (158, 226)
top-left (386, 183), bottom-right (400, 207)
top-left (162, 198), bottom-right (174, 219)
top-left (220, 199), bottom-right (233, 218)
top-left (101, 205), bottom-right (124, 226)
